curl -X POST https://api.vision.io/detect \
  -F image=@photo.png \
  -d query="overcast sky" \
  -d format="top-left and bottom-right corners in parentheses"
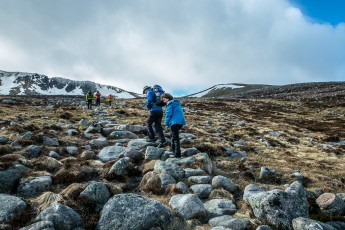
top-left (0, 0), bottom-right (344, 96)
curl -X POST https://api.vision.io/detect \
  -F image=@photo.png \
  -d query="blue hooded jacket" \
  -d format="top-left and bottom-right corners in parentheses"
top-left (145, 88), bottom-right (163, 112)
top-left (164, 100), bottom-right (186, 127)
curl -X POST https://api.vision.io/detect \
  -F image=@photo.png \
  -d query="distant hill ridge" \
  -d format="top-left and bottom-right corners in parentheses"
top-left (1, 70), bottom-right (344, 100)
top-left (0, 70), bottom-right (139, 98)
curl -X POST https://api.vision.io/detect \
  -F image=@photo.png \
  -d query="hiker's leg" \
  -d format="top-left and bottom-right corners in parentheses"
top-left (153, 110), bottom-right (165, 143)
top-left (146, 112), bottom-right (156, 140)
top-left (170, 127), bottom-right (175, 152)
top-left (171, 124), bottom-right (182, 157)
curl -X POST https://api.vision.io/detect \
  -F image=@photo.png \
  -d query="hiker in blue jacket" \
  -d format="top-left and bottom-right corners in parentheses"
top-left (143, 85), bottom-right (167, 148)
top-left (161, 93), bottom-right (186, 158)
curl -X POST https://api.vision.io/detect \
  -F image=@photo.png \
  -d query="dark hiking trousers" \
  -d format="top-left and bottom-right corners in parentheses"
top-left (96, 98), bottom-right (100, 106)
top-left (147, 110), bottom-right (165, 142)
top-left (87, 100), bottom-right (93, 109)
top-left (171, 124), bottom-right (182, 157)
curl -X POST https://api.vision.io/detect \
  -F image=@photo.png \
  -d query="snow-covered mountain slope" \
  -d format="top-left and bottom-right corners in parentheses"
top-left (186, 83), bottom-right (270, 98)
top-left (0, 70), bottom-right (139, 98)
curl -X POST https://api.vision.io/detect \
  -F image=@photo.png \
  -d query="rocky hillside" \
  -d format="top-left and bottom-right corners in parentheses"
top-left (188, 82), bottom-right (345, 106)
top-left (0, 95), bottom-right (344, 229)
top-left (0, 70), bottom-right (139, 98)
top-left (186, 83), bottom-right (271, 98)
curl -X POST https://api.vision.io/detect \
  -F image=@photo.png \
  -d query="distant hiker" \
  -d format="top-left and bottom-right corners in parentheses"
top-left (95, 91), bottom-right (101, 106)
top-left (161, 93), bottom-right (186, 158)
top-left (108, 94), bottom-right (113, 106)
top-left (143, 85), bottom-right (167, 147)
top-left (85, 90), bottom-right (94, 109)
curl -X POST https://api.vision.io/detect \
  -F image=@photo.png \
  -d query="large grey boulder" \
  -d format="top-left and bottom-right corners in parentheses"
top-left (204, 199), bottom-right (237, 218)
top-left (0, 194), bottom-right (26, 226)
top-left (17, 176), bottom-right (52, 197)
top-left (123, 148), bottom-right (142, 161)
top-left (0, 164), bottom-right (29, 194)
top-left (97, 146), bottom-right (127, 162)
top-left (184, 168), bottom-right (207, 178)
top-left (34, 204), bottom-right (83, 230)
top-left (101, 128), bottom-right (117, 137)
top-left (114, 124), bottom-right (147, 133)
top-left (166, 156), bottom-right (197, 165)
top-left (188, 175), bottom-right (212, 185)
top-left (66, 146), bottom-right (78, 155)
top-left (80, 182), bottom-right (111, 212)
top-left (190, 184), bottom-right (212, 199)
top-left (27, 145), bottom-right (41, 158)
top-left (85, 124), bottom-right (102, 133)
top-left (243, 184), bottom-right (265, 201)
top-left (212, 175), bottom-right (238, 193)
top-left (169, 194), bottom-right (206, 220)
top-left (292, 217), bottom-right (336, 230)
top-left (79, 119), bottom-right (91, 127)
top-left (42, 136), bottom-right (59, 146)
top-left (154, 160), bottom-right (184, 181)
top-left (209, 215), bottom-right (252, 230)
top-left (109, 130), bottom-right (138, 139)
top-left (127, 139), bottom-right (157, 150)
top-left (209, 215), bottom-right (234, 227)
top-left (17, 131), bottom-right (33, 140)
top-left (176, 182), bottom-right (189, 194)
top-left (145, 146), bottom-right (165, 160)
top-left (182, 147), bottom-right (200, 157)
top-left (97, 193), bottom-right (173, 230)
top-left (108, 157), bottom-right (130, 176)
top-left (247, 182), bottom-right (309, 230)
top-left (89, 136), bottom-right (109, 148)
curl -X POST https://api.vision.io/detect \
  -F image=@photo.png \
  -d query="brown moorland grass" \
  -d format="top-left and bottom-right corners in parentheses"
top-left (0, 95), bottom-right (344, 228)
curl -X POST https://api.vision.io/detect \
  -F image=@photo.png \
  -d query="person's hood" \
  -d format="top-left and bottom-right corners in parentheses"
top-left (167, 99), bottom-right (181, 106)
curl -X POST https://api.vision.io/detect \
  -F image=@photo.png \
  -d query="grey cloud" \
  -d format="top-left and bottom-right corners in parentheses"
top-left (0, 0), bottom-right (344, 95)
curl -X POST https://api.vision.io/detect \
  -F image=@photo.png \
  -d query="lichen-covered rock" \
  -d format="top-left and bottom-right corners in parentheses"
top-left (127, 139), bottom-right (157, 150)
top-left (154, 160), bottom-right (184, 181)
top-left (97, 146), bottom-right (127, 162)
top-left (0, 194), bottom-right (26, 226)
top-left (292, 217), bottom-right (336, 230)
top-left (0, 164), bottom-right (29, 194)
top-left (204, 199), bottom-right (237, 218)
top-left (108, 157), bottom-right (130, 176)
top-left (190, 184), bottom-right (212, 199)
top-left (145, 146), bottom-right (165, 160)
top-left (247, 182), bottom-right (309, 230)
top-left (109, 130), bottom-right (138, 139)
top-left (17, 176), bottom-right (52, 197)
top-left (169, 194), bottom-right (206, 220)
top-left (97, 193), bottom-right (173, 230)
top-left (212, 175), bottom-right (238, 193)
top-left (34, 204), bottom-right (83, 230)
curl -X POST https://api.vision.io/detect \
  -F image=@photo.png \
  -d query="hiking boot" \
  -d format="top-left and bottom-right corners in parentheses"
top-left (145, 137), bottom-right (156, 142)
top-left (157, 142), bottom-right (169, 148)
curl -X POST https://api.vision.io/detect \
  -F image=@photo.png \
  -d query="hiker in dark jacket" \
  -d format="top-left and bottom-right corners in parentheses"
top-left (85, 90), bottom-right (94, 109)
top-left (161, 93), bottom-right (186, 158)
top-left (143, 85), bottom-right (167, 147)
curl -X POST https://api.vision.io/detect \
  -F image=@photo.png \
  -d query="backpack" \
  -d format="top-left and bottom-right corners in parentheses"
top-left (152, 84), bottom-right (166, 106)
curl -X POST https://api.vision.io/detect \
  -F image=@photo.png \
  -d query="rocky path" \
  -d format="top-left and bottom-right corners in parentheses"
top-left (0, 99), bottom-right (345, 229)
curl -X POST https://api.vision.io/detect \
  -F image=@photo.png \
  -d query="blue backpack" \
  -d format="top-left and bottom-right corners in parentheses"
top-left (153, 85), bottom-right (166, 106)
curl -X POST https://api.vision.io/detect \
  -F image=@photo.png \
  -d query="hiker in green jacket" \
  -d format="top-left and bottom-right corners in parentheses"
top-left (85, 90), bottom-right (94, 109)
